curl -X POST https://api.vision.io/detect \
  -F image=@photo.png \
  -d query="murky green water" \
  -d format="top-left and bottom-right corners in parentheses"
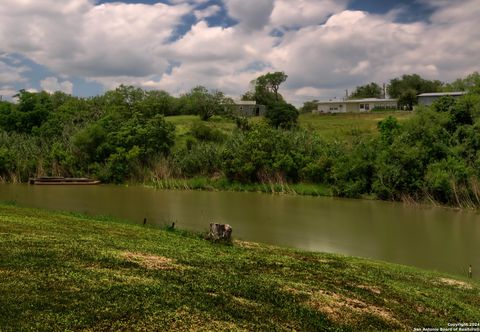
top-left (1, 184), bottom-right (479, 277)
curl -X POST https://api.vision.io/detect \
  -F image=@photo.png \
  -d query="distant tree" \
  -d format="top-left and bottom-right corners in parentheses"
top-left (265, 103), bottom-right (299, 129)
top-left (299, 100), bottom-right (319, 113)
top-left (183, 86), bottom-right (233, 121)
top-left (444, 72), bottom-right (480, 94)
top-left (387, 74), bottom-right (443, 98)
top-left (244, 71), bottom-right (288, 109)
top-left (141, 90), bottom-right (177, 116)
top-left (387, 74), bottom-right (443, 109)
top-left (349, 83), bottom-right (383, 99)
top-left (262, 72), bottom-right (288, 101)
top-left (397, 89), bottom-right (418, 110)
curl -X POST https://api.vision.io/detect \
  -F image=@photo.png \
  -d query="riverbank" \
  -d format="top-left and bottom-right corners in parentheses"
top-left (1, 203), bottom-right (479, 330)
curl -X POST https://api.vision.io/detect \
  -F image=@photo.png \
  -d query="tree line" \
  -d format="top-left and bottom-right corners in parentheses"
top-left (1, 72), bottom-right (479, 208)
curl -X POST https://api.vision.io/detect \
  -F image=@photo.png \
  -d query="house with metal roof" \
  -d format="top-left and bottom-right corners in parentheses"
top-left (315, 98), bottom-right (398, 114)
top-left (233, 100), bottom-right (266, 117)
top-left (417, 92), bottom-right (467, 106)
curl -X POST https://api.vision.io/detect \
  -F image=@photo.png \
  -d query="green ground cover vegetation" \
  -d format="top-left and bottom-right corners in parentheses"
top-left (1, 203), bottom-right (479, 331)
top-left (1, 73), bottom-right (480, 208)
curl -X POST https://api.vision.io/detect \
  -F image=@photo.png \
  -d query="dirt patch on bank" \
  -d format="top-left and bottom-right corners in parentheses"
top-left (437, 278), bottom-right (473, 290)
top-left (284, 284), bottom-right (403, 329)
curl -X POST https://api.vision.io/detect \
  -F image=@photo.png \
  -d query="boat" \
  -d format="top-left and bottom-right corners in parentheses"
top-left (29, 177), bottom-right (101, 185)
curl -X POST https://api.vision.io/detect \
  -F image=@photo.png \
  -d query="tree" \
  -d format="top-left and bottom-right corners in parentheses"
top-left (265, 103), bottom-right (298, 129)
top-left (262, 72), bottom-right (288, 101)
top-left (444, 72), bottom-right (480, 94)
top-left (244, 71), bottom-right (288, 109)
top-left (387, 74), bottom-right (443, 98)
top-left (183, 86), bottom-right (232, 121)
top-left (349, 83), bottom-right (382, 99)
top-left (299, 100), bottom-right (319, 113)
top-left (397, 89), bottom-right (418, 110)
top-left (387, 74), bottom-right (443, 109)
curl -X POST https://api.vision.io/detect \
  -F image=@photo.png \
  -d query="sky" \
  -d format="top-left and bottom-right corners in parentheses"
top-left (0, 0), bottom-right (479, 105)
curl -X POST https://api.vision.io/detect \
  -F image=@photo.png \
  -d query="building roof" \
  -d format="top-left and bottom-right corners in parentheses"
top-left (417, 92), bottom-right (466, 97)
top-left (317, 98), bottom-right (397, 104)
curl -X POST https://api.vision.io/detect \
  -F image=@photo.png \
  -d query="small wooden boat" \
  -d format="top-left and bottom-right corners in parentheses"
top-left (29, 177), bottom-right (101, 185)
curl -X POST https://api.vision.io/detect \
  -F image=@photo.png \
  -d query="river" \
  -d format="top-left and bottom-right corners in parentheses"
top-left (1, 184), bottom-right (479, 278)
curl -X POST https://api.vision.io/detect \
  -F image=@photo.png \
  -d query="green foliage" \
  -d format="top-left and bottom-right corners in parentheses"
top-left (0, 90), bottom-right (53, 133)
top-left (349, 82), bottom-right (383, 99)
top-left (444, 72), bottom-right (480, 94)
top-left (299, 100), bottom-right (319, 113)
top-left (246, 71), bottom-right (288, 109)
top-left (222, 125), bottom-right (321, 183)
top-left (174, 142), bottom-right (224, 177)
top-left (377, 115), bottom-right (400, 145)
top-left (1, 76), bottom-right (480, 207)
top-left (388, 74), bottom-right (443, 110)
top-left (265, 102), bottom-right (299, 129)
top-left (331, 141), bottom-right (376, 198)
top-left (387, 74), bottom-right (443, 99)
top-left (181, 86), bottom-right (232, 121)
top-left (190, 122), bottom-right (226, 142)
top-left (425, 158), bottom-right (472, 204)
top-left (0, 147), bottom-right (14, 176)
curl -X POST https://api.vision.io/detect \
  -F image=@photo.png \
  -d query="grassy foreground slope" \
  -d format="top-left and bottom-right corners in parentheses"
top-left (1, 203), bottom-right (479, 331)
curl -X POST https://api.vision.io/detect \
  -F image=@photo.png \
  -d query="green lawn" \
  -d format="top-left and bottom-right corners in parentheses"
top-left (1, 203), bottom-right (479, 331)
top-left (165, 111), bottom-right (414, 146)
top-left (299, 111), bottom-right (413, 140)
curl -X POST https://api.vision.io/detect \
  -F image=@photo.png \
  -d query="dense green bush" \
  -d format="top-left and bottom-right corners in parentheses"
top-left (190, 122), bottom-right (226, 142)
top-left (174, 142), bottom-right (224, 177)
top-left (222, 125), bottom-right (322, 183)
top-left (265, 102), bottom-right (299, 129)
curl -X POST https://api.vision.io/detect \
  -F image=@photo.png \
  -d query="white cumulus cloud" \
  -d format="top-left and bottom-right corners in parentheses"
top-left (40, 77), bottom-right (74, 94)
top-left (0, 0), bottom-right (478, 105)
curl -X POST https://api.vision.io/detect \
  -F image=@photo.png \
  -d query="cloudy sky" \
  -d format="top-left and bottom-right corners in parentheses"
top-left (0, 0), bottom-right (478, 104)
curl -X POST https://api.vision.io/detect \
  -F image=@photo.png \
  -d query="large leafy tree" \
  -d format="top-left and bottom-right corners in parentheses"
top-left (387, 74), bottom-right (443, 110)
top-left (349, 82), bottom-right (383, 99)
top-left (243, 71), bottom-right (288, 109)
top-left (183, 86), bottom-right (233, 121)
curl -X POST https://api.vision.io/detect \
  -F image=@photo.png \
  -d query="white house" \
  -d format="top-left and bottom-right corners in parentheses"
top-left (315, 98), bottom-right (398, 113)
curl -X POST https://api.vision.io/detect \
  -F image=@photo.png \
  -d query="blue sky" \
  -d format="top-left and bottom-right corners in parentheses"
top-left (0, 0), bottom-right (478, 104)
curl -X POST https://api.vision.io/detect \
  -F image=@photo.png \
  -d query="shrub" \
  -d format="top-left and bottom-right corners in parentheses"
top-left (265, 103), bottom-right (299, 129)
top-left (190, 122), bottom-right (226, 142)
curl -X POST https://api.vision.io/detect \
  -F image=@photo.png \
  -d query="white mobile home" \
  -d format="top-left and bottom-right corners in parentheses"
top-left (315, 98), bottom-right (398, 113)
